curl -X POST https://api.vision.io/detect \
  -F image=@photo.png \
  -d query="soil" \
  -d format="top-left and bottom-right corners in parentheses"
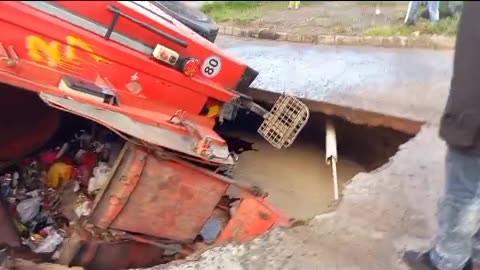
top-left (223, 1), bottom-right (408, 36)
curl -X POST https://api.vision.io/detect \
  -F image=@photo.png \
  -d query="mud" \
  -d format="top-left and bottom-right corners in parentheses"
top-left (217, 100), bottom-right (419, 220)
top-left (228, 130), bottom-right (363, 220)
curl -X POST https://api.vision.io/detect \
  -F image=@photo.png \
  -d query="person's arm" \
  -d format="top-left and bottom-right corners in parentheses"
top-left (450, 1), bottom-right (480, 99)
top-left (439, 2), bottom-right (480, 148)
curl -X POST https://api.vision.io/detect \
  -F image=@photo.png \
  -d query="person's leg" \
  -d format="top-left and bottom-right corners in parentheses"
top-left (294, 1), bottom-right (300, 10)
top-left (375, 2), bottom-right (382, 15)
top-left (288, 1), bottom-right (294, 9)
top-left (471, 230), bottom-right (480, 268)
top-left (429, 147), bottom-right (480, 270)
top-left (427, 1), bottom-right (440, 22)
top-left (404, 146), bottom-right (480, 270)
top-left (405, 1), bottom-right (422, 25)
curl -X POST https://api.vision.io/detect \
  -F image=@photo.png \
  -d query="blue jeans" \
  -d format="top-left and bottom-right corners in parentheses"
top-left (405, 1), bottom-right (440, 24)
top-left (430, 147), bottom-right (480, 270)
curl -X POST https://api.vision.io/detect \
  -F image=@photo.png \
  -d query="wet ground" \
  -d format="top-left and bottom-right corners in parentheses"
top-left (217, 35), bottom-right (453, 123)
top-left (12, 37), bottom-right (455, 270)
top-left (158, 125), bottom-right (446, 270)
top-left (152, 40), bottom-right (454, 270)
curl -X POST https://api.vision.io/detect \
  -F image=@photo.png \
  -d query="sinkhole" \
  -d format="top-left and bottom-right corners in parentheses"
top-left (215, 89), bottom-right (423, 220)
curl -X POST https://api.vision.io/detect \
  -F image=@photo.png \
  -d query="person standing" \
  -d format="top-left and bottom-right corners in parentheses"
top-left (288, 1), bottom-right (300, 10)
top-left (375, 1), bottom-right (382, 15)
top-left (403, 2), bottom-right (480, 270)
top-left (405, 1), bottom-right (440, 25)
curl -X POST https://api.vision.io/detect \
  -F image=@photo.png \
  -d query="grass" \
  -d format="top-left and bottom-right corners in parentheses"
top-left (365, 14), bottom-right (460, 36)
top-left (202, 1), bottom-right (461, 36)
top-left (201, 1), bottom-right (284, 25)
top-left (358, 1), bottom-right (407, 5)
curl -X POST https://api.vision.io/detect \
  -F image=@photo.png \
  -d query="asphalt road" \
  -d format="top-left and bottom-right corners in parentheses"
top-left (160, 36), bottom-right (454, 270)
top-left (216, 35), bottom-right (454, 123)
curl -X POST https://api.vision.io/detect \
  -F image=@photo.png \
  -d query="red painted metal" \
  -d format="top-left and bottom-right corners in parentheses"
top-left (108, 155), bottom-right (230, 242)
top-left (0, 1), bottom-right (294, 258)
top-left (0, 1), bottom-right (253, 160)
top-left (90, 146), bottom-right (148, 230)
top-left (88, 143), bottom-right (290, 245)
top-left (217, 191), bottom-right (292, 243)
top-left (90, 144), bottom-right (230, 242)
top-left (0, 88), bottom-right (60, 160)
top-left (54, 1), bottom-right (249, 92)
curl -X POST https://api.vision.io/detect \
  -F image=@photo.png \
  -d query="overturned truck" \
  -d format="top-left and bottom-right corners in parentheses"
top-left (0, 1), bottom-right (309, 269)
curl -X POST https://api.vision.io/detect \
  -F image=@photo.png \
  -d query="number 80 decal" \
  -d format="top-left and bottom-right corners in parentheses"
top-left (201, 56), bottom-right (222, 78)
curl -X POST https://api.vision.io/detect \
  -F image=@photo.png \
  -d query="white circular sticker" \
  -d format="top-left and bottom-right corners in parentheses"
top-left (201, 56), bottom-right (222, 78)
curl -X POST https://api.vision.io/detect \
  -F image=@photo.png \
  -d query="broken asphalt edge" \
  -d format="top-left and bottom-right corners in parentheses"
top-left (218, 26), bottom-right (456, 50)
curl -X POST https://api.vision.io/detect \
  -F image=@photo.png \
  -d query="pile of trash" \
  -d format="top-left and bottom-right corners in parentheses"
top-left (0, 127), bottom-right (120, 258)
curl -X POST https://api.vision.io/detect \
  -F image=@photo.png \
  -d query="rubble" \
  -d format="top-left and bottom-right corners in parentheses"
top-left (0, 126), bottom-right (118, 261)
top-left (0, 117), bottom-right (257, 269)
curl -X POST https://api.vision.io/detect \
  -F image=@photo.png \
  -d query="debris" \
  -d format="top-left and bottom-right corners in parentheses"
top-left (74, 194), bottom-right (92, 218)
top-left (47, 162), bottom-right (74, 188)
top-left (33, 230), bottom-right (63, 254)
top-left (0, 124), bottom-right (118, 259)
top-left (16, 197), bottom-right (42, 223)
top-left (87, 162), bottom-right (110, 194)
top-left (223, 136), bottom-right (259, 154)
top-left (74, 151), bottom-right (97, 187)
top-left (26, 190), bottom-right (41, 198)
top-left (12, 172), bottom-right (19, 188)
top-left (39, 150), bottom-right (60, 166)
top-left (199, 217), bottom-right (223, 244)
top-left (0, 115), bottom-right (249, 268)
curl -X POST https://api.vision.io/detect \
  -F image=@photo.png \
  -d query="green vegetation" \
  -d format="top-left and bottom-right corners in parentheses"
top-left (202, 1), bottom-right (461, 37)
top-left (357, 1), bottom-right (406, 5)
top-left (365, 14), bottom-right (460, 36)
top-left (201, 1), bottom-right (284, 25)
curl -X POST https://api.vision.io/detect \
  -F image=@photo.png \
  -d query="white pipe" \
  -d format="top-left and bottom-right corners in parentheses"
top-left (325, 120), bottom-right (338, 163)
top-left (331, 161), bottom-right (339, 201)
top-left (325, 120), bottom-right (339, 200)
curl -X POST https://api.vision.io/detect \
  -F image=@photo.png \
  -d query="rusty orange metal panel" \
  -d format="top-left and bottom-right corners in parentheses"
top-left (216, 192), bottom-right (292, 243)
top-left (89, 144), bottom-right (147, 230)
top-left (109, 155), bottom-right (230, 242)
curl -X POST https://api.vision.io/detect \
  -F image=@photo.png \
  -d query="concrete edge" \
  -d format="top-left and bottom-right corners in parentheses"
top-left (218, 26), bottom-right (456, 50)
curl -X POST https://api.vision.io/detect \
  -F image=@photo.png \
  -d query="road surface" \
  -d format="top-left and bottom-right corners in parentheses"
top-left (216, 35), bottom-right (453, 123)
top-left (182, 1), bottom-right (208, 9)
top-left (153, 38), bottom-right (453, 270)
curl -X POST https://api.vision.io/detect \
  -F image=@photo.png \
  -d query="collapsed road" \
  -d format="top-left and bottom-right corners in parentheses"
top-left (146, 37), bottom-right (455, 270)
top-left (0, 2), bottom-right (456, 269)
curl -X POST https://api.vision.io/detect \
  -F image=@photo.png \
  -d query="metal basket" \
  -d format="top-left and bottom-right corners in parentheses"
top-left (257, 95), bottom-right (310, 149)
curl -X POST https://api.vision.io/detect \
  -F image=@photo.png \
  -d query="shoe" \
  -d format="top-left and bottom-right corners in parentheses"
top-left (403, 251), bottom-right (438, 270)
top-left (405, 20), bottom-right (416, 26)
top-left (403, 250), bottom-right (473, 270)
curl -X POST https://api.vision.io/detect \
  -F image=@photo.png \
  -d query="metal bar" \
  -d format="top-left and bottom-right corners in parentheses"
top-left (105, 12), bottom-right (120, 39)
top-left (107, 4), bottom-right (188, 48)
top-left (125, 234), bottom-right (191, 255)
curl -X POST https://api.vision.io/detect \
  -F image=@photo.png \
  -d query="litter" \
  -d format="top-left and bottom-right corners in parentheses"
top-left (33, 230), bottom-right (63, 254)
top-left (16, 196), bottom-right (42, 223)
top-left (0, 124), bottom-right (116, 257)
top-left (47, 162), bottom-right (74, 188)
top-left (87, 162), bottom-right (110, 194)
top-left (74, 193), bottom-right (92, 218)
